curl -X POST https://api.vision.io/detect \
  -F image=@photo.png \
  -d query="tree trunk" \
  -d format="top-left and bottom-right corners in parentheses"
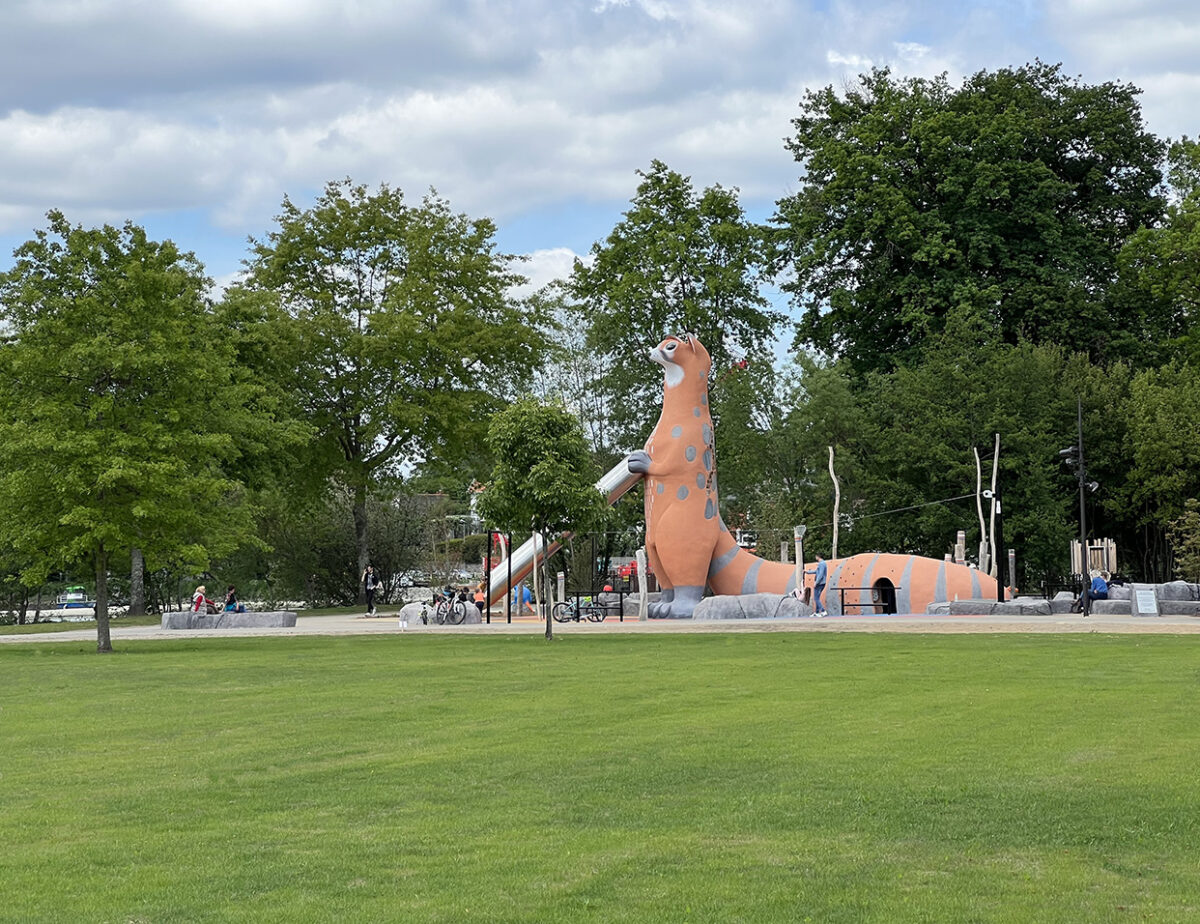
top-left (353, 481), bottom-right (370, 604)
top-left (18, 588), bottom-right (28, 626)
top-left (95, 545), bottom-right (113, 653)
top-left (130, 547), bottom-right (146, 616)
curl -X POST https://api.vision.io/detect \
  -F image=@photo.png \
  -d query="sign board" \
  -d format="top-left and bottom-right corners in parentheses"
top-left (1131, 584), bottom-right (1159, 618)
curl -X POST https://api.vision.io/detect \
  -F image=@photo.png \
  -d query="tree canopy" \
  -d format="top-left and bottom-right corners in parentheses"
top-left (0, 212), bottom-right (264, 650)
top-left (239, 179), bottom-right (547, 583)
top-left (775, 62), bottom-right (1165, 374)
top-left (569, 160), bottom-right (781, 449)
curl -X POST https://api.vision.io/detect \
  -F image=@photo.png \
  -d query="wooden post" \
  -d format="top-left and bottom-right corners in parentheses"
top-left (828, 446), bottom-right (840, 560)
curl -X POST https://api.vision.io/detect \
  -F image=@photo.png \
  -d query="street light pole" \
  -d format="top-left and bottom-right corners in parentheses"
top-left (1076, 398), bottom-right (1090, 615)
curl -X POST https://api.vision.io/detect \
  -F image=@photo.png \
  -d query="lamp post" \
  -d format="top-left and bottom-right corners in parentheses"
top-left (1059, 398), bottom-right (1094, 614)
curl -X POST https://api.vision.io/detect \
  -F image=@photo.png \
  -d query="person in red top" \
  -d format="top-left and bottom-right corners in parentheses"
top-left (192, 585), bottom-right (216, 614)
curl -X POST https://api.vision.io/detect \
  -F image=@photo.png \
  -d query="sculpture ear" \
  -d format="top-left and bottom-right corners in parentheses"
top-left (681, 332), bottom-right (698, 353)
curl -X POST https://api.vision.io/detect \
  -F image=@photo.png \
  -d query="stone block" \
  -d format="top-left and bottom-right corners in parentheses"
top-left (1158, 600), bottom-right (1200, 617)
top-left (1089, 599), bottom-right (1130, 616)
top-left (693, 593), bottom-right (811, 620)
top-left (1107, 585), bottom-right (1132, 600)
top-left (1156, 581), bottom-right (1200, 601)
top-left (946, 599), bottom-right (1051, 616)
top-left (162, 610), bottom-right (297, 629)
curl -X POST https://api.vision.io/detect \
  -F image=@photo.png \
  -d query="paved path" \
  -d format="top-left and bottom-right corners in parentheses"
top-left (5, 610), bottom-right (1200, 645)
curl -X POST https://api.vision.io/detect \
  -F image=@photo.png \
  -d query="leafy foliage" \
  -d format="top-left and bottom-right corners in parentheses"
top-left (239, 179), bottom-right (547, 581)
top-left (0, 212), bottom-right (265, 649)
top-left (569, 161), bottom-right (782, 448)
top-left (776, 62), bottom-right (1165, 374)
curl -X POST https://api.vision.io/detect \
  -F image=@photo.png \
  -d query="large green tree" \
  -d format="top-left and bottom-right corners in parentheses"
top-left (1117, 138), bottom-right (1200, 364)
top-left (776, 62), bottom-right (1165, 374)
top-left (0, 213), bottom-right (264, 651)
top-left (476, 397), bottom-right (606, 639)
top-left (238, 179), bottom-right (546, 589)
top-left (569, 160), bottom-right (782, 449)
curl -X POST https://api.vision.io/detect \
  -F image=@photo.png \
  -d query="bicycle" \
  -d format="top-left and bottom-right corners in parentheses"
top-left (552, 596), bottom-right (608, 623)
top-left (431, 586), bottom-right (469, 625)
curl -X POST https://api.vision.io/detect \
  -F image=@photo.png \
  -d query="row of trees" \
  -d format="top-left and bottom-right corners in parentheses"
top-left (549, 62), bottom-right (1200, 587)
top-left (2, 61), bottom-right (1198, 650)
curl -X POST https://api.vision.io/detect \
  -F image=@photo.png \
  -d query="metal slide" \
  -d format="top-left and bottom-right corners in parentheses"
top-left (486, 456), bottom-right (643, 607)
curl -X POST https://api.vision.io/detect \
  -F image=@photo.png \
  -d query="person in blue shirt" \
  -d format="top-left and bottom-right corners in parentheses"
top-left (1074, 569), bottom-right (1108, 614)
top-left (511, 583), bottom-right (535, 614)
top-left (806, 553), bottom-right (828, 615)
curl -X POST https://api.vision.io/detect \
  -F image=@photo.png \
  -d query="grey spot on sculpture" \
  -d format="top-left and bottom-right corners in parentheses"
top-left (702, 423), bottom-right (712, 445)
top-left (671, 425), bottom-right (682, 438)
top-left (694, 407), bottom-right (701, 417)
top-left (703, 450), bottom-right (713, 471)
top-left (696, 473), bottom-right (705, 489)
top-left (656, 482), bottom-right (664, 494)
top-left (677, 485), bottom-right (689, 500)
top-left (685, 445), bottom-right (696, 461)
top-left (705, 498), bottom-right (716, 519)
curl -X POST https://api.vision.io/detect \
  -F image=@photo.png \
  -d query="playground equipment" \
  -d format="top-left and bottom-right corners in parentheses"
top-left (485, 332), bottom-right (1001, 617)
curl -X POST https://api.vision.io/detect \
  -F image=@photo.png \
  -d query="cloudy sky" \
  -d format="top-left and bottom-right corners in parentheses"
top-left (2, 0), bottom-right (1198, 294)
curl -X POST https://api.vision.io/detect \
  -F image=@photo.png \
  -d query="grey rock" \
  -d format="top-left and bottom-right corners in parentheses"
top-left (693, 593), bottom-right (812, 620)
top-left (1158, 600), bottom-right (1200, 616)
top-left (1156, 581), bottom-right (1200, 601)
top-left (1107, 585), bottom-right (1131, 600)
top-left (946, 599), bottom-right (1051, 616)
top-left (1089, 599), bottom-right (1130, 615)
top-left (161, 610), bottom-right (297, 629)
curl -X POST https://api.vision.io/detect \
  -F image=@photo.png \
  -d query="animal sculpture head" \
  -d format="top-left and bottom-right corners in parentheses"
top-left (650, 333), bottom-right (711, 389)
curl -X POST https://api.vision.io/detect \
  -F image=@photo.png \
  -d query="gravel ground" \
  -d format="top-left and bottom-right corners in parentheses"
top-left (5, 609), bottom-right (1200, 645)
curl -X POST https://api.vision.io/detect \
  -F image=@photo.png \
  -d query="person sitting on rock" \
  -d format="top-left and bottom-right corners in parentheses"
top-left (192, 585), bottom-right (218, 615)
top-left (1074, 569), bottom-right (1108, 614)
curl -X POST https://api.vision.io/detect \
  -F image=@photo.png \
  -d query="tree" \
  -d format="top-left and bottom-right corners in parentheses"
top-left (239, 179), bottom-right (547, 592)
top-left (710, 352), bottom-right (871, 558)
top-left (1168, 499), bottom-right (1200, 583)
top-left (475, 398), bottom-right (606, 639)
top-left (0, 213), bottom-right (263, 651)
top-left (775, 62), bottom-right (1165, 375)
top-left (1117, 138), bottom-right (1200, 364)
top-left (1118, 361), bottom-right (1200, 579)
top-left (569, 161), bottom-right (782, 449)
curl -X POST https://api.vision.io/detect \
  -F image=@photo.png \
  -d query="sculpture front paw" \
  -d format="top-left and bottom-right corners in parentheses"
top-left (627, 450), bottom-right (652, 474)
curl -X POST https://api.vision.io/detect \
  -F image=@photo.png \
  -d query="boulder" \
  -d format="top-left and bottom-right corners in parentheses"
top-left (1156, 581), bottom-right (1200, 601)
top-left (1158, 600), bottom-right (1200, 617)
top-left (162, 610), bottom-right (297, 629)
top-left (693, 593), bottom-right (812, 620)
top-left (1089, 599), bottom-right (1130, 616)
top-left (946, 599), bottom-right (1051, 616)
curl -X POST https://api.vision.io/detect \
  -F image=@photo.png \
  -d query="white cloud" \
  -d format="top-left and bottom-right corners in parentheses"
top-left (508, 248), bottom-right (585, 299)
top-left (1, 0), bottom-right (1197, 275)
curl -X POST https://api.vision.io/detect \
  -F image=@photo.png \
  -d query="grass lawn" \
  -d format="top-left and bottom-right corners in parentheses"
top-left (2, 633), bottom-right (1199, 922)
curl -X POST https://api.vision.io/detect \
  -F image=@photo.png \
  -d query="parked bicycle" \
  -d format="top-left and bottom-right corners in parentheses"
top-left (430, 586), bottom-right (469, 625)
top-left (552, 596), bottom-right (608, 623)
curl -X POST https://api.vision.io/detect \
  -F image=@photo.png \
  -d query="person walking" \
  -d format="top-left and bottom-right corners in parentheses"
top-left (809, 553), bottom-right (828, 616)
top-left (362, 565), bottom-right (379, 616)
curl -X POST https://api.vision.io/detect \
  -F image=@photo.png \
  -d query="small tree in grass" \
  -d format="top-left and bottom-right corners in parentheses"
top-left (0, 213), bottom-right (271, 652)
top-left (476, 398), bottom-right (606, 638)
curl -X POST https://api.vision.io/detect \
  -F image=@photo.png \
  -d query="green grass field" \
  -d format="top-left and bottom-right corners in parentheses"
top-left (3, 633), bottom-right (1199, 922)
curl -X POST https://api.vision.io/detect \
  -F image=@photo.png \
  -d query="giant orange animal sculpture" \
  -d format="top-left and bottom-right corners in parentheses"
top-left (629, 333), bottom-right (998, 617)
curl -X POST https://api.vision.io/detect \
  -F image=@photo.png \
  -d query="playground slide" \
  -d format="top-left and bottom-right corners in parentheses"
top-left (486, 456), bottom-right (643, 607)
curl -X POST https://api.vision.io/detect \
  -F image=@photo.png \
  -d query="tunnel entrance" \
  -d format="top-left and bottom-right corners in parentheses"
top-left (872, 578), bottom-right (898, 614)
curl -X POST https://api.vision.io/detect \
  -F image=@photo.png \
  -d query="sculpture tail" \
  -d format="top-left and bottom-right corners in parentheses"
top-left (706, 523), bottom-right (799, 596)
